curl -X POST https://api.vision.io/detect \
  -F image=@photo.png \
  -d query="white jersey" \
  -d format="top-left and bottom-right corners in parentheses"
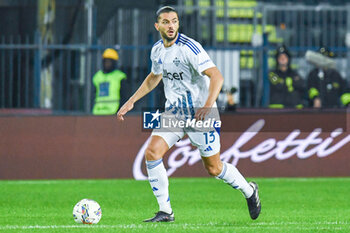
top-left (151, 33), bottom-right (217, 119)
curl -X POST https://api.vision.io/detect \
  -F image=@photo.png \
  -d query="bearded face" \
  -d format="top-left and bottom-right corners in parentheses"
top-left (155, 11), bottom-right (179, 43)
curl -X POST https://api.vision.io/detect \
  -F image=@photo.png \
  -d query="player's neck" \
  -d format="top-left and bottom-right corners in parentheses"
top-left (162, 33), bottom-right (179, 48)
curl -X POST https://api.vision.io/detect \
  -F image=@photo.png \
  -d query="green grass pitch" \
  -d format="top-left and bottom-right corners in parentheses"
top-left (0, 178), bottom-right (349, 233)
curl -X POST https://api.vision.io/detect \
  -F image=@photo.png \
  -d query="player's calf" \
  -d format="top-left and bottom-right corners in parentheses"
top-left (205, 165), bottom-right (222, 176)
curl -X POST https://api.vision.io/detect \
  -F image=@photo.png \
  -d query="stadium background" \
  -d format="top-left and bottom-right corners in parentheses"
top-left (1, 1), bottom-right (350, 232)
top-left (0, 0), bottom-right (350, 180)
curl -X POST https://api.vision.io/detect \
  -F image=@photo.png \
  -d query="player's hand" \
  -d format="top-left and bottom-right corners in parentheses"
top-left (117, 101), bottom-right (134, 121)
top-left (195, 107), bottom-right (210, 121)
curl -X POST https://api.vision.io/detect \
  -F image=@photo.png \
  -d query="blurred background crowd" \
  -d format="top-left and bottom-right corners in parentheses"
top-left (1, 0), bottom-right (350, 115)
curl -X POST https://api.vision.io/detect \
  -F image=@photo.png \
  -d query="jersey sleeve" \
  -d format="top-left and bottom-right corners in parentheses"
top-left (185, 41), bottom-right (215, 74)
top-left (150, 46), bottom-right (162, 75)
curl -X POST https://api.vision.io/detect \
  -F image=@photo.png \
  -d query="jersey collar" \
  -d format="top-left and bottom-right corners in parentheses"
top-left (175, 33), bottom-right (181, 44)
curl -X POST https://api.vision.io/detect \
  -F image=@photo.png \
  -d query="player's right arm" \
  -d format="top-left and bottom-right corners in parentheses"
top-left (117, 72), bottom-right (162, 121)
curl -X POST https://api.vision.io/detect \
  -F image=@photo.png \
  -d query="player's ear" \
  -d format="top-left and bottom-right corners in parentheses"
top-left (154, 22), bottom-right (159, 31)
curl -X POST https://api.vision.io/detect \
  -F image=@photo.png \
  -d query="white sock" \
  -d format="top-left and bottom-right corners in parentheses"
top-left (146, 159), bottom-right (172, 214)
top-left (216, 162), bottom-right (254, 198)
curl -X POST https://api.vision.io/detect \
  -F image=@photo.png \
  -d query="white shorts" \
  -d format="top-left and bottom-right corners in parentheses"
top-left (151, 127), bottom-right (221, 157)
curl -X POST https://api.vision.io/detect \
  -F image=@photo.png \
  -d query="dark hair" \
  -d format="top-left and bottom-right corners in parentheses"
top-left (275, 45), bottom-right (292, 69)
top-left (275, 45), bottom-right (291, 59)
top-left (156, 6), bottom-right (178, 22)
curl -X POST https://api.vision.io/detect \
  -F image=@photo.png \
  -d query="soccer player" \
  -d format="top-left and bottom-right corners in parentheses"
top-left (117, 6), bottom-right (261, 222)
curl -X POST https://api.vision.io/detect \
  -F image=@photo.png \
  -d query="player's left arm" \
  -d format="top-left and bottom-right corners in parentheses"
top-left (195, 67), bottom-right (224, 120)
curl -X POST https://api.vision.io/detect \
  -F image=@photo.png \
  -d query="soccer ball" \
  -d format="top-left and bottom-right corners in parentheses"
top-left (73, 199), bottom-right (102, 224)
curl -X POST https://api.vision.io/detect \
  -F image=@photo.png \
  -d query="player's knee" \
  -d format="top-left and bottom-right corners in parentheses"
top-left (206, 166), bottom-right (221, 176)
top-left (145, 146), bottom-right (160, 161)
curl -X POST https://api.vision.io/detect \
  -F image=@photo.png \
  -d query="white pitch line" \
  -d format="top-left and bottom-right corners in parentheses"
top-left (0, 225), bottom-right (146, 230)
top-left (251, 221), bottom-right (350, 226)
top-left (0, 221), bottom-right (349, 230)
top-left (0, 180), bottom-right (104, 185)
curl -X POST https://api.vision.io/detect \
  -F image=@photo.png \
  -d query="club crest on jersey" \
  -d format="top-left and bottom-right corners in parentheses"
top-left (173, 57), bottom-right (180, 66)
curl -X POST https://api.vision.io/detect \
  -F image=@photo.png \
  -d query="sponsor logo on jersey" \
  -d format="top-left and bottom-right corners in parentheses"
top-left (198, 59), bottom-right (210, 67)
top-left (163, 69), bottom-right (184, 80)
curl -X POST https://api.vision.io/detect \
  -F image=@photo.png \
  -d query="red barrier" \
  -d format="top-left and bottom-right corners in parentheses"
top-left (0, 112), bottom-right (349, 179)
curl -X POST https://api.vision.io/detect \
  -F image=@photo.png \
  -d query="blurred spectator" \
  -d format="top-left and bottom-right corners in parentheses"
top-left (307, 47), bottom-right (349, 108)
top-left (268, 45), bottom-right (305, 109)
top-left (225, 87), bottom-right (237, 111)
top-left (217, 87), bottom-right (237, 112)
top-left (92, 48), bottom-right (127, 115)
